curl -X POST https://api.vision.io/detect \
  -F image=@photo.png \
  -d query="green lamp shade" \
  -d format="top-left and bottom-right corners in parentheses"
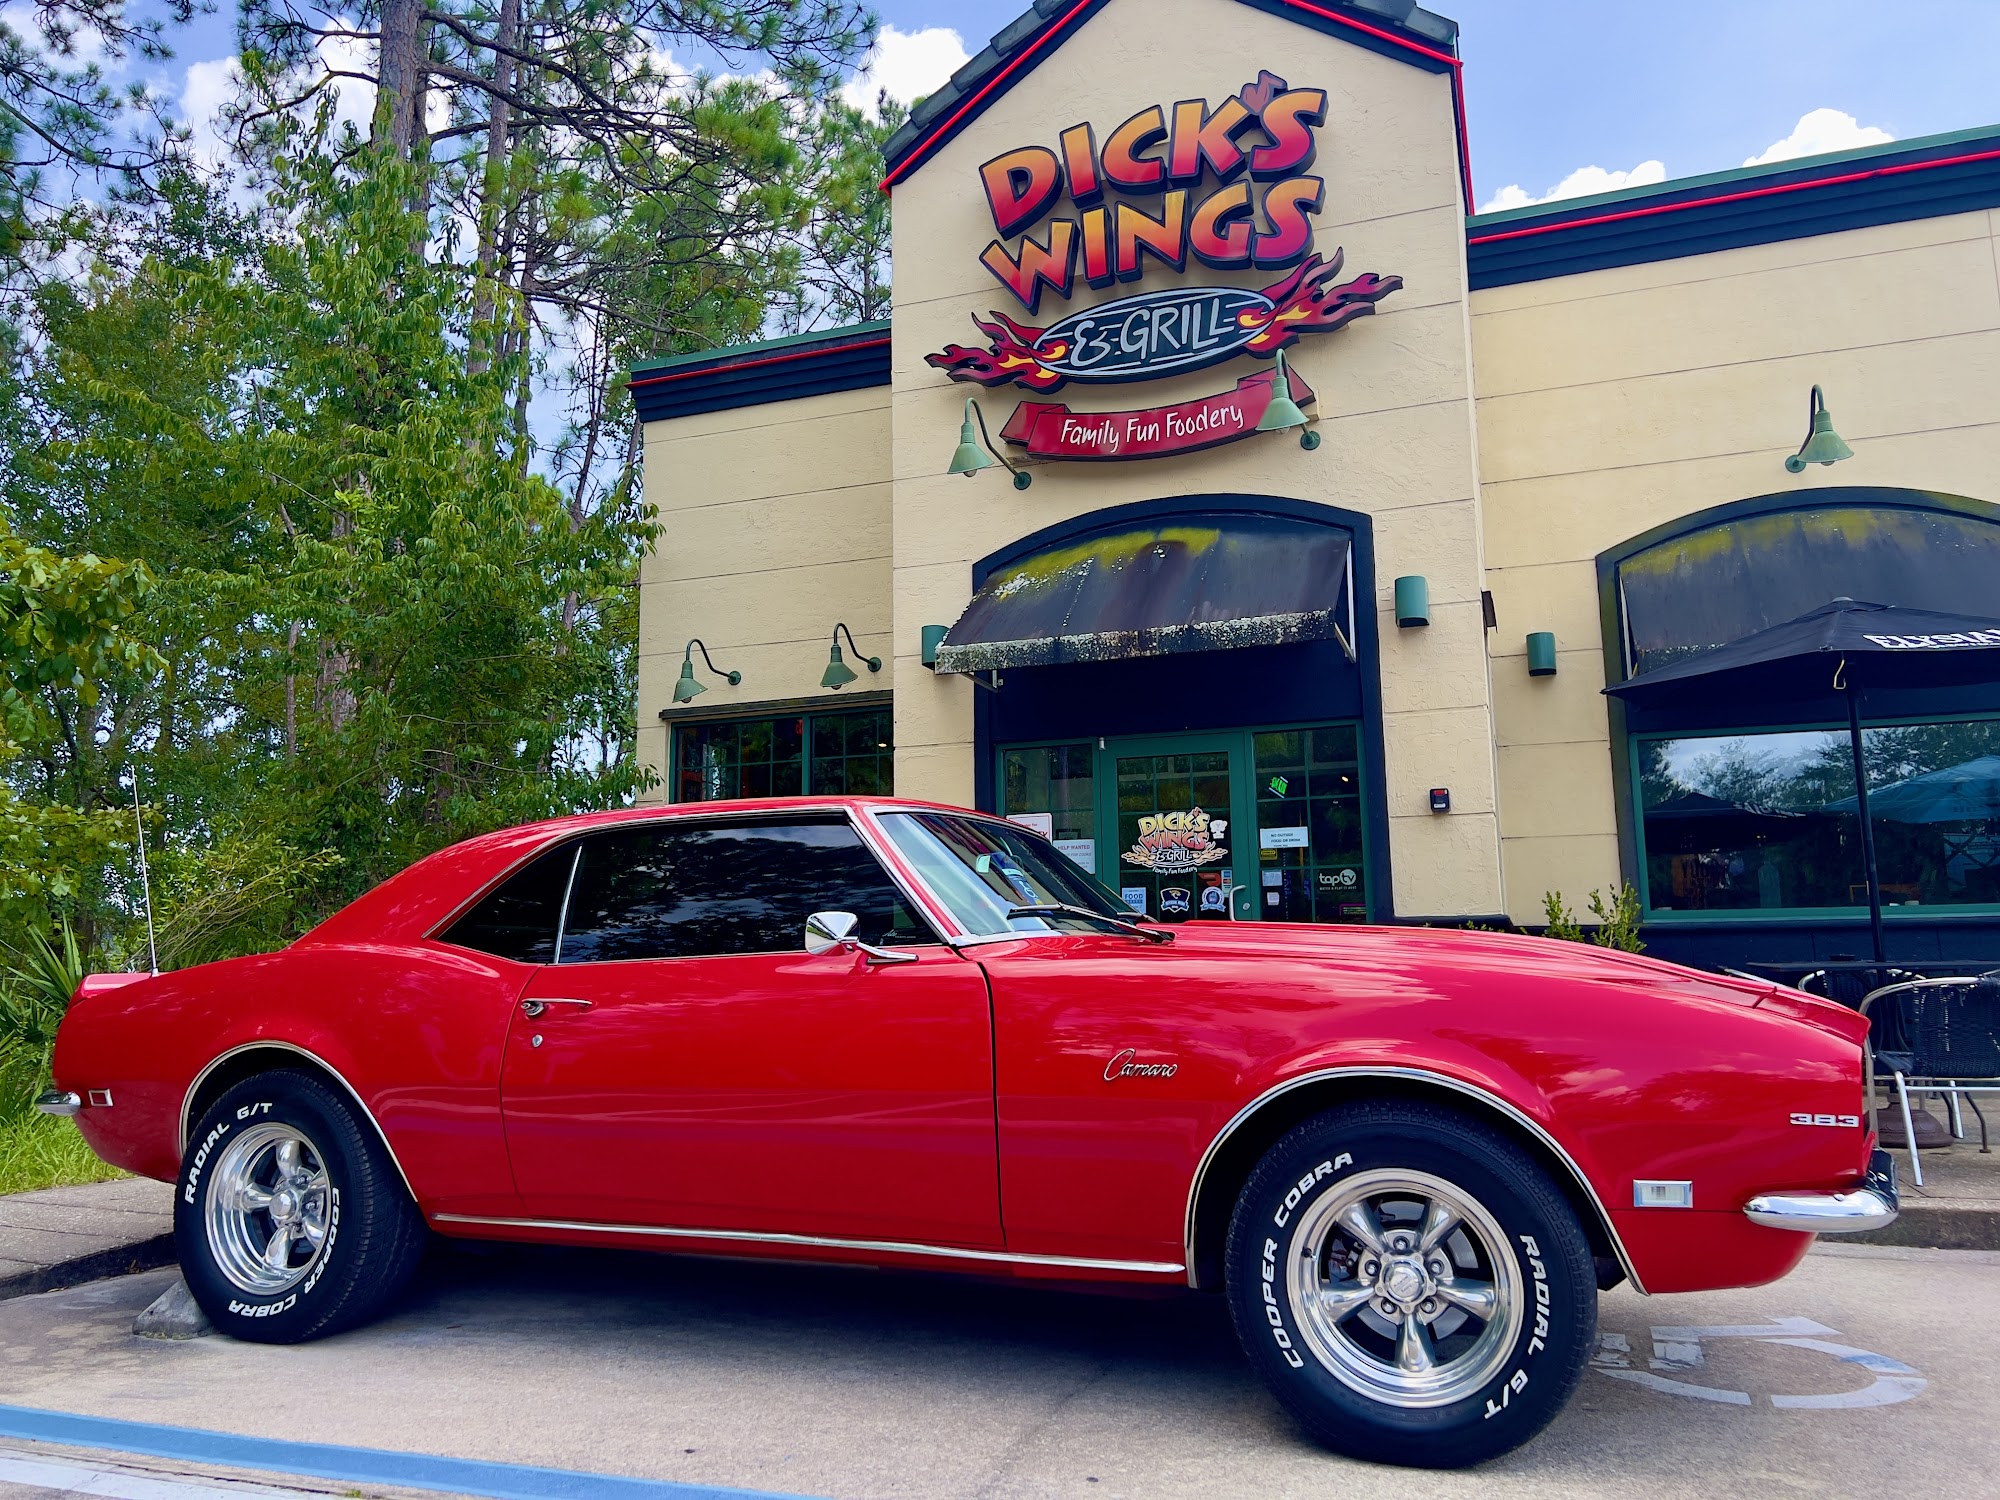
top-left (672, 657), bottom-right (707, 704)
top-left (1526, 631), bottom-right (1558, 677)
top-left (1256, 350), bottom-right (1309, 433)
top-left (949, 399), bottom-right (998, 477)
top-left (1785, 386), bottom-right (1854, 473)
top-left (1393, 575), bottom-right (1430, 629)
top-left (920, 624), bottom-right (949, 667)
top-left (822, 645), bottom-right (860, 690)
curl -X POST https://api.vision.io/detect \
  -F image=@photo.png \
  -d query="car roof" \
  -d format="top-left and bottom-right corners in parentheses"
top-left (295, 797), bottom-right (993, 948)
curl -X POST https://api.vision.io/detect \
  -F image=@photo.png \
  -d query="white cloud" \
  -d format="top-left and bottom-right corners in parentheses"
top-left (1744, 107), bottom-right (1893, 167)
top-left (179, 55), bottom-right (242, 169)
top-left (1478, 159), bottom-right (1667, 214)
top-left (841, 25), bottom-right (968, 118)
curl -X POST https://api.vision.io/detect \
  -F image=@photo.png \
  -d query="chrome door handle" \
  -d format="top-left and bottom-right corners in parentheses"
top-left (520, 997), bottom-right (593, 1018)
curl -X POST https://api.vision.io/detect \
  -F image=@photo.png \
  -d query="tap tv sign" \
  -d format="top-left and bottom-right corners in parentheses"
top-left (927, 70), bottom-right (1402, 461)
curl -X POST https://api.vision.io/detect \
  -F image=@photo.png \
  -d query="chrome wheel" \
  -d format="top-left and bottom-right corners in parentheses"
top-left (1286, 1168), bottom-right (1523, 1408)
top-left (203, 1122), bottom-right (332, 1296)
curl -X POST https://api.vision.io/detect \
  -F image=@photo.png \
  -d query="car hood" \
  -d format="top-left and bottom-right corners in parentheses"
top-left (1153, 922), bottom-right (1869, 1044)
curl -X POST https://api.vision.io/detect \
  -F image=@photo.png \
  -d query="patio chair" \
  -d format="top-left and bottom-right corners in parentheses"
top-left (1860, 977), bottom-right (2000, 1187)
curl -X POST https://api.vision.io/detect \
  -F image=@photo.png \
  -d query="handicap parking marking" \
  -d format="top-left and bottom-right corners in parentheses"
top-left (0, 1405), bottom-right (827, 1500)
top-left (1591, 1318), bottom-right (1928, 1410)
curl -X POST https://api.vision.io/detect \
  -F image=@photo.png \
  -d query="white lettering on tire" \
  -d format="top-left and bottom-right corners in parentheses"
top-left (1485, 1232), bottom-right (1551, 1419)
top-left (182, 1121), bottom-right (230, 1205)
top-left (1261, 1153), bottom-right (1354, 1367)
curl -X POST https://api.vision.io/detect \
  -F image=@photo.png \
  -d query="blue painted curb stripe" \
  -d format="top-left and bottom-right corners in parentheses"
top-left (0, 1404), bottom-right (823, 1500)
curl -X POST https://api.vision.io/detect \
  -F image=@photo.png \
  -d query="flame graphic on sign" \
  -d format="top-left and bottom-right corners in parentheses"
top-left (926, 250), bottom-right (1402, 392)
top-left (1237, 250), bottom-right (1403, 354)
top-left (926, 311), bottom-right (1066, 391)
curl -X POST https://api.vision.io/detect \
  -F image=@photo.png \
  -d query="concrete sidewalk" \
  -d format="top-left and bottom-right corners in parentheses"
top-left (0, 1179), bottom-right (174, 1300)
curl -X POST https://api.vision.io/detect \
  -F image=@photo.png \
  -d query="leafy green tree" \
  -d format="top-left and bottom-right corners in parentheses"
top-left (0, 527), bottom-right (156, 953)
top-left (4, 147), bottom-right (656, 959)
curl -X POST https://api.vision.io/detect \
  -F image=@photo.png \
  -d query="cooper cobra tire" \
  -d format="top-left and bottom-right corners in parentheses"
top-left (1224, 1100), bottom-right (1596, 1468)
top-left (175, 1069), bottom-right (426, 1344)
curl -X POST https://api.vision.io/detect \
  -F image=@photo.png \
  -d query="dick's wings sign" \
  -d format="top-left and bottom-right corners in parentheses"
top-left (926, 71), bottom-right (1401, 462)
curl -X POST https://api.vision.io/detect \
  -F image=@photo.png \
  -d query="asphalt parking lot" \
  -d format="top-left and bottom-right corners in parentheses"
top-left (0, 1241), bottom-right (1989, 1500)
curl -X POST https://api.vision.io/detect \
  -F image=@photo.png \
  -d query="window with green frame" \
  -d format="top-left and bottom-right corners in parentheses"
top-left (674, 707), bottom-right (893, 803)
top-left (1635, 715), bottom-right (2000, 916)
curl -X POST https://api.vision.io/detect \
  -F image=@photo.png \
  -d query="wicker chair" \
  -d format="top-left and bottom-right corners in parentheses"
top-left (1860, 977), bottom-right (2000, 1187)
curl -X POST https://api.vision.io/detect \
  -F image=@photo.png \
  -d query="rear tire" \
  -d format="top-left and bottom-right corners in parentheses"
top-left (176, 1069), bottom-right (426, 1343)
top-left (1224, 1099), bottom-right (1596, 1468)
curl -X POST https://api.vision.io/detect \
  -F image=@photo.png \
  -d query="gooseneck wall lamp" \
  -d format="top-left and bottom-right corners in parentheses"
top-left (671, 639), bottom-right (742, 706)
top-left (1784, 385), bottom-right (1854, 473)
top-left (1256, 350), bottom-right (1321, 450)
top-left (821, 622), bottom-right (883, 691)
top-left (948, 397), bottom-right (1033, 489)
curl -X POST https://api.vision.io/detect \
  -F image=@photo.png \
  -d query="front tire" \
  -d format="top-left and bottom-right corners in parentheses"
top-left (1224, 1100), bottom-right (1596, 1468)
top-left (176, 1069), bottom-right (426, 1343)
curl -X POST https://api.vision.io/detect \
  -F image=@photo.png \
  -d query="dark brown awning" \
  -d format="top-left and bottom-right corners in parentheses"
top-left (933, 512), bottom-right (1353, 675)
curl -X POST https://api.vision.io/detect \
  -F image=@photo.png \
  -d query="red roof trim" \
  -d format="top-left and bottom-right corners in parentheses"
top-left (627, 337), bottom-right (893, 390)
top-left (879, 0), bottom-right (1471, 204)
top-left (1467, 146), bottom-right (2000, 247)
top-left (879, 0), bottom-right (1099, 193)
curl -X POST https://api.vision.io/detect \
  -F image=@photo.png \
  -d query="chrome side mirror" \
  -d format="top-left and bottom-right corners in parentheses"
top-left (804, 910), bottom-right (918, 965)
top-left (805, 911), bottom-right (858, 956)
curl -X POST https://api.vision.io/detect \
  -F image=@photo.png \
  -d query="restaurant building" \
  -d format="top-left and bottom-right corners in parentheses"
top-left (629, 0), bottom-right (2000, 966)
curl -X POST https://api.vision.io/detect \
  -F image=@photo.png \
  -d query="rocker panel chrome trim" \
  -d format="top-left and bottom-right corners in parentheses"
top-left (430, 1213), bottom-right (1186, 1276)
top-left (179, 1041), bottom-right (421, 1203)
top-left (1182, 1064), bottom-right (1647, 1294)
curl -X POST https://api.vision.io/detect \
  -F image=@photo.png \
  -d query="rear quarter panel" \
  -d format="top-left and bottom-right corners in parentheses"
top-left (54, 942), bottom-right (531, 1217)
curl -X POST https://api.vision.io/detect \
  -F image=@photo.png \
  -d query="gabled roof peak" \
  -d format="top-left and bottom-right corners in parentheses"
top-left (880, 0), bottom-right (1463, 194)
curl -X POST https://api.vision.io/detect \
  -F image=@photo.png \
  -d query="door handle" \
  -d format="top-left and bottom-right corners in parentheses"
top-left (520, 997), bottom-right (593, 1018)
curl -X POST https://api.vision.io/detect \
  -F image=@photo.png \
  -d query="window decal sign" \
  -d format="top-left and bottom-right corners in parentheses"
top-left (931, 253), bottom-right (1398, 393)
top-left (1125, 807), bottom-right (1229, 874)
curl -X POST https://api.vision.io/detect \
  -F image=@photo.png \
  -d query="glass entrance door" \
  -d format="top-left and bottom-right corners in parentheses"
top-left (1104, 735), bottom-right (1244, 924)
top-left (998, 722), bottom-right (1370, 924)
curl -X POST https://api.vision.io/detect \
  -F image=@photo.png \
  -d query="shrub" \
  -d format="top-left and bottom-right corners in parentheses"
top-left (1540, 884), bottom-right (1645, 954)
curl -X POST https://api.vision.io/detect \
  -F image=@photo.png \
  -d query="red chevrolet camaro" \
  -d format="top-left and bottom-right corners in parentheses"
top-left (46, 797), bottom-right (1895, 1466)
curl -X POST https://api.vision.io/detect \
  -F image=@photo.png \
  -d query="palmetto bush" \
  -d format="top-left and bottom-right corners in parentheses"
top-left (0, 919), bottom-right (84, 1117)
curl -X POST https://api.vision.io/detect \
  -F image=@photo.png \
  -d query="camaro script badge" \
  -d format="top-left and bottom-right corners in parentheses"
top-left (1105, 1048), bottom-right (1179, 1081)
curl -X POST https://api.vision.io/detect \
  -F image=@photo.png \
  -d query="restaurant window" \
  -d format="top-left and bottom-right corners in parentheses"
top-left (1255, 725), bottom-right (1367, 923)
top-left (674, 707), bottom-right (892, 803)
top-left (1636, 717), bottom-right (2000, 916)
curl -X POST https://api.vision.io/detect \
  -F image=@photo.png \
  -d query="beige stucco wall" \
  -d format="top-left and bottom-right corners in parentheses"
top-left (887, 0), bottom-right (1505, 918)
top-left (635, 384), bottom-right (894, 797)
top-left (1472, 207), bottom-right (2000, 921)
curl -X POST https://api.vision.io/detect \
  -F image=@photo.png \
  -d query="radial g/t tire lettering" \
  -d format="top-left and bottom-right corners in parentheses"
top-left (1224, 1099), bottom-right (1596, 1467)
top-left (176, 1069), bottom-right (426, 1344)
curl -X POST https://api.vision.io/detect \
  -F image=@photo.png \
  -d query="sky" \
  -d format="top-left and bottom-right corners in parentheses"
top-left (847, 0), bottom-right (2000, 211)
top-left (107, 2), bottom-right (2000, 213)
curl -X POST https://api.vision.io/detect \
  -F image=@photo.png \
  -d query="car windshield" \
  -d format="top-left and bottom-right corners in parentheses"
top-left (877, 811), bottom-right (1141, 938)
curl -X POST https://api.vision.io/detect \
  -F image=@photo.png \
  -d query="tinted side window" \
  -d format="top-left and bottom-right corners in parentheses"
top-left (438, 844), bottom-right (576, 963)
top-left (559, 818), bottom-right (930, 963)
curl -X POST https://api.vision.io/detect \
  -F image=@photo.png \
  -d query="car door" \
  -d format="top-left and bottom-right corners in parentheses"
top-left (498, 813), bottom-right (1002, 1248)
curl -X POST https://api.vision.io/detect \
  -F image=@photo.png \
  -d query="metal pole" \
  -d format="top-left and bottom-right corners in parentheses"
top-left (132, 773), bottom-right (158, 977)
top-left (1847, 687), bottom-right (1886, 964)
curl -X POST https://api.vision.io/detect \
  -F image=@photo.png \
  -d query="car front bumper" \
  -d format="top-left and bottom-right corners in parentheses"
top-left (1742, 1148), bottom-right (1899, 1234)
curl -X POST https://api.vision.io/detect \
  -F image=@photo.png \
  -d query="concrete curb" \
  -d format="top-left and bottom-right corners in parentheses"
top-left (1846, 1204), bottom-right (2000, 1251)
top-left (0, 1235), bottom-right (176, 1302)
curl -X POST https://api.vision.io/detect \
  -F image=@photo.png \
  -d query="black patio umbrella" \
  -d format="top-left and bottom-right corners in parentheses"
top-left (1605, 599), bottom-right (2000, 960)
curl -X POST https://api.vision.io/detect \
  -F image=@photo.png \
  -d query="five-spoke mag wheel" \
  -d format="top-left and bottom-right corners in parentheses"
top-left (205, 1123), bottom-right (333, 1296)
top-left (1286, 1168), bottom-right (1522, 1408)
top-left (1226, 1100), bottom-right (1597, 1468)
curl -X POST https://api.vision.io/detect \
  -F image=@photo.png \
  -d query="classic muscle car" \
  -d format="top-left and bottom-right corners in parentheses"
top-left (44, 797), bottom-right (1897, 1467)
